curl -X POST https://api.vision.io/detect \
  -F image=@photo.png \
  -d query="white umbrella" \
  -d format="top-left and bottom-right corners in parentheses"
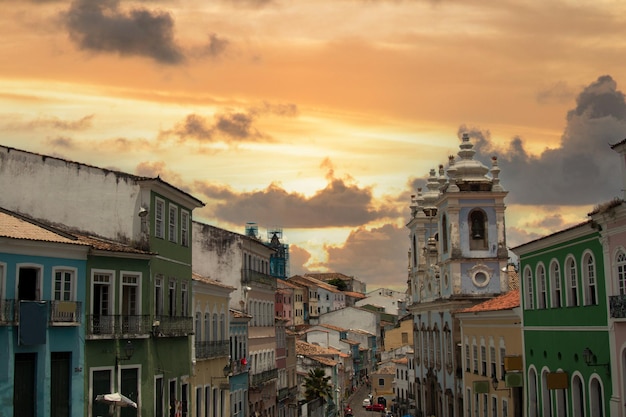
top-left (95, 392), bottom-right (138, 413)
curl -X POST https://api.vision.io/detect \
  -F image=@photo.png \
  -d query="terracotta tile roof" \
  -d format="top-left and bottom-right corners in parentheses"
top-left (392, 357), bottom-right (408, 365)
top-left (318, 323), bottom-right (347, 332)
top-left (74, 233), bottom-right (152, 254)
top-left (309, 355), bottom-right (338, 366)
top-left (340, 339), bottom-right (360, 346)
top-left (230, 308), bottom-right (252, 319)
top-left (349, 328), bottom-right (375, 336)
top-left (192, 272), bottom-right (236, 290)
top-left (344, 291), bottom-right (367, 299)
top-left (278, 279), bottom-right (304, 290)
top-left (296, 341), bottom-right (342, 360)
top-left (0, 208), bottom-right (88, 246)
top-left (305, 272), bottom-right (354, 281)
top-left (291, 275), bottom-right (341, 293)
top-left (374, 365), bottom-right (396, 375)
top-left (456, 290), bottom-right (520, 313)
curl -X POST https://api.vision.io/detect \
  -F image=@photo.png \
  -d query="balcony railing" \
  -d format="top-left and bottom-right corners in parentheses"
top-left (87, 315), bottom-right (153, 336)
top-left (50, 301), bottom-right (81, 324)
top-left (195, 340), bottom-right (229, 359)
top-left (156, 316), bottom-right (194, 337)
top-left (251, 369), bottom-right (278, 387)
top-left (1, 300), bottom-right (81, 325)
top-left (278, 387), bottom-right (290, 401)
top-left (0, 299), bottom-right (15, 324)
top-left (610, 295), bottom-right (626, 318)
top-left (231, 359), bottom-right (249, 375)
top-left (241, 269), bottom-right (277, 289)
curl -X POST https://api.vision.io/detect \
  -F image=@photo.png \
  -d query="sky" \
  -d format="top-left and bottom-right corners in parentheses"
top-left (2, 0), bottom-right (626, 292)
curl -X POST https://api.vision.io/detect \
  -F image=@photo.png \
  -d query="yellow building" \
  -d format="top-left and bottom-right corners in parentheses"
top-left (190, 273), bottom-right (235, 417)
top-left (384, 314), bottom-right (414, 351)
top-left (456, 289), bottom-right (523, 417)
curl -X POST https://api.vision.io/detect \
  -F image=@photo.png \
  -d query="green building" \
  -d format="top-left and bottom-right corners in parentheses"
top-left (513, 221), bottom-right (610, 417)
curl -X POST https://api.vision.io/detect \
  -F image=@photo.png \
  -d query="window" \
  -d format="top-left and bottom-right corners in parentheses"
top-left (212, 314), bottom-right (218, 341)
top-left (442, 214), bottom-right (448, 254)
top-left (18, 265), bottom-right (41, 300)
top-left (550, 260), bottom-right (561, 308)
top-left (402, 332), bottom-right (408, 344)
top-left (121, 273), bottom-right (140, 333)
top-left (566, 257), bottom-right (578, 306)
top-left (181, 210), bottom-right (190, 247)
top-left (481, 342), bottom-right (487, 376)
top-left (537, 264), bottom-right (547, 309)
top-left (469, 209), bottom-right (488, 250)
top-left (155, 198), bottom-right (165, 239)
top-left (92, 271), bottom-right (113, 334)
top-left (583, 253), bottom-right (597, 305)
top-left (473, 339), bottom-right (478, 374)
top-left (204, 314), bottom-right (210, 342)
top-left (490, 343), bottom-right (496, 378)
top-left (169, 280), bottom-right (176, 317)
top-left (618, 251), bottom-right (626, 295)
top-left (54, 269), bottom-right (74, 301)
top-left (499, 340), bottom-right (506, 380)
top-left (181, 282), bottom-right (189, 317)
top-left (465, 341), bottom-right (470, 371)
top-left (220, 313), bottom-right (226, 340)
top-left (492, 396), bottom-right (498, 417)
top-left (155, 275), bottom-right (164, 316)
top-left (378, 378), bottom-right (385, 387)
top-left (169, 204), bottom-right (178, 243)
top-left (524, 267), bottom-right (534, 309)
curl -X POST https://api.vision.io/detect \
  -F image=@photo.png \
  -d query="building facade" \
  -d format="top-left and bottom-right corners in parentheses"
top-left (407, 134), bottom-right (510, 417)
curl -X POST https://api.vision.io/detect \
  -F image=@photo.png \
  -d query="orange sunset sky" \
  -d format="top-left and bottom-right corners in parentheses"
top-left (2, 0), bottom-right (626, 291)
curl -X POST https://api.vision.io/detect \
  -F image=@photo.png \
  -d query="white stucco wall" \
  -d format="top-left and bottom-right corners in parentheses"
top-left (0, 145), bottom-right (145, 241)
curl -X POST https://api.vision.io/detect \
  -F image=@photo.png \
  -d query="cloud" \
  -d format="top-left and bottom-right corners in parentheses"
top-left (135, 160), bottom-right (185, 189)
top-left (459, 75), bottom-right (626, 206)
top-left (321, 224), bottom-right (408, 288)
top-left (63, 0), bottom-right (185, 64)
top-left (288, 245), bottom-right (313, 276)
top-left (196, 33), bottom-right (230, 58)
top-left (168, 103), bottom-right (298, 143)
top-left (3, 114), bottom-right (94, 131)
top-left (193, 164), bottom-right (400, 228)
top-left (47, 136), bottom-right (76, 149)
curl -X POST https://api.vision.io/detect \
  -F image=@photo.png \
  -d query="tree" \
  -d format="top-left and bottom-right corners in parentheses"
top-left (327, 278), bottom-right (347, 291)
top-left (303, 368), bottom-right (332, 402)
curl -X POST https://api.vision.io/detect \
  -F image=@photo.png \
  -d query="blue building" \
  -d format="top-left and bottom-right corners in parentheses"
top-left (0, 207), bottom-right (90, 417)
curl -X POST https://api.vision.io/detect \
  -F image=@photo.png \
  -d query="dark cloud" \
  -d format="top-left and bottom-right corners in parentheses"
top-left (169, 103), bottom-right (298, 143)
top-left (287, 245), bottom-right (313, 276)
top-left (322, 224), bottom-right (408, 288)
top-left (63, 0), bottom-right (185, 64)
top-left (536, 81), bottom-right (576, 105)
top-left (460, 75), bottom-right (626, 206)
top-left (201, 34), bottom-right (230, 58)
top-left (47, 136), bottom-right (76, 148)
top-left (193, 169), bottom-right (400, 228)
top-left (135, 160), bottom-right (185, 190)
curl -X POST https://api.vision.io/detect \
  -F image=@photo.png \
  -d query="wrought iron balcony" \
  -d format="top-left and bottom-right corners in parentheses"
top-left (195, 340), bottom-right (229, 359)
top-left (50, 301), bottom-right (81, 324)
top-left (86, 314), bottom-right (153, 336)
top-left (251, 369), bottom-right (278, 387)
top-left (0, 299), bottom-right (15, 325)
top-left (154, 315), bottom-right (194, 337)
top-left (278, 387), bottom-right (290, 401)
top-left (610, 295), bottom-right (626, 318)
top-left (241, 269), bottom-right (277, 289)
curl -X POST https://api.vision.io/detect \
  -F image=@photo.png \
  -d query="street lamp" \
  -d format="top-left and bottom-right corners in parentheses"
top-left (116, 340), bottom-right (135, 365)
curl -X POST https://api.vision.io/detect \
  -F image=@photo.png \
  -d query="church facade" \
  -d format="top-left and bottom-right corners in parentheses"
top-left (407, 133), bottom-right (510, 417)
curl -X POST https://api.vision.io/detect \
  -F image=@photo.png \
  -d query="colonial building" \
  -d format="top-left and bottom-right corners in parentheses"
top-left (456, 289), bottom-right (523, 417)
top-left (0, 208), bottom-right (90, 417)
top-left (513, 221), bottom-right (608, 417)
top-left (407, 134), bottom-right (510, 417)
top-left (0, 144), bottom-right (205, 417)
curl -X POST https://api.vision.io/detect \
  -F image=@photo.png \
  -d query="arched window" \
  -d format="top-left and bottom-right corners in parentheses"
top-left (204, 313), bottom-right (210, 342)
top-left (434, 325), bottom-right (441, 370)
top-left (571, 374), bottom-right (584, 417)
top-left (550, 260), bottom-right (562, 308)
top-left (469, 209), bottom-right (488, 250)
top-left (212, 313), bottom-right (218, 341)
top-left (442, 215), bottom-right (448, 254)
top-left (528, 368), bottom-right (538, 417)
top-left (537, 264), bottom-right (547, 309)
top-left (583, 253), bottom-right (597, 305)
top-left (541, 369), bottom-right (550, 417)
top-left (195, 312), bottom-right (201, 340)
top-left (566, 257), bottom-right (578, 307)
top-left (524, 267), bottom-right (535, 310)
top-left (589, 376), bottom-right (604, 416)
top-left (617, 250), bottom-right (626, 295)
top-left (220, 313), bottom-right (225, 340)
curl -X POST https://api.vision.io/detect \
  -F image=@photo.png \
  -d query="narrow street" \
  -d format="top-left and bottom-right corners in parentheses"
top-left (341, 384), bottom-right (390, 417)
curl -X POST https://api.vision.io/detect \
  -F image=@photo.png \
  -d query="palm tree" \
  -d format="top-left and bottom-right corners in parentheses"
top-left (303, 368), bottom-right (333, 402)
